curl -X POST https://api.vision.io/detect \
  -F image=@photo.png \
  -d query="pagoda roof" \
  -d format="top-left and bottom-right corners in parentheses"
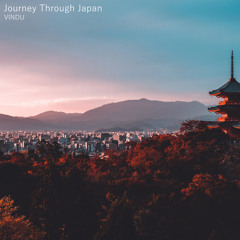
top-left (233, 123), bottom-right (240, 129)
top-left (207, 121), bottom-right (234, 128)
top-left (208, 121), bottom-right (240, 129)
top-left (209, 77), bottom-right (240, 96)
top-left (208, 104), bottom-right (240, 112)
top-left (208, 121), bottom-right (219, 128)
top-left (209, 51), bottom-right (240, 96)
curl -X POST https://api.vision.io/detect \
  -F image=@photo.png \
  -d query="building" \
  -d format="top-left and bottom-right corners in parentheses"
top-left (39, 134), bottom-right (51, 141)
top-left (208, 51), bottom-right (240, 132)
top-left (98, 133), bottom-right (112, 140)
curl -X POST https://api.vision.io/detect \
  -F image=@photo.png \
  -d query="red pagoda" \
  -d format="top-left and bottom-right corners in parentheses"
top-left (208, 51), bottom-right (240, 131)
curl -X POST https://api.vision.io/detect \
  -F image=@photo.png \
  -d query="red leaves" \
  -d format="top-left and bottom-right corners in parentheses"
top-left (181, 173), bottom-right (228, 198)
top-left (10, 152), bottom-right (25, 164)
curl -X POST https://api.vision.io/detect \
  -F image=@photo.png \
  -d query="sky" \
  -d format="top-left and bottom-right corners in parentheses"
top-left (0, 0), bottom-right (240, 116)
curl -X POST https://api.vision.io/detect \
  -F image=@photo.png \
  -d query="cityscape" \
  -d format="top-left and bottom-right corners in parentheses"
top-left (0, 130), bottom-right (166, 156)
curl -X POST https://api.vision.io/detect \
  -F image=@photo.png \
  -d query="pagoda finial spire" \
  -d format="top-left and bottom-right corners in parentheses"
top-left (231, 50), bottom-right (234, 78)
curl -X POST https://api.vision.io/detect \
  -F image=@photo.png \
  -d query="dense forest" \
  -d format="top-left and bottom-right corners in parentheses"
top-left (0, 120), bottom-right (240, 240)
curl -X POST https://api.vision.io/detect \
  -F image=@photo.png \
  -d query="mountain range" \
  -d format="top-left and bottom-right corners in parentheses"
top-left (0, 99), bottom-right (216, 131)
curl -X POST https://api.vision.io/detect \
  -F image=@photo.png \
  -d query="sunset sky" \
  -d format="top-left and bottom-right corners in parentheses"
top-left (0, 0), bottom-right (240, 116)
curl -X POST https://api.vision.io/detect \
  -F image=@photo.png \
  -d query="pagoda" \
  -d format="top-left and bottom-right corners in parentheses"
top-left (208, 51), bottom-right (240, 131)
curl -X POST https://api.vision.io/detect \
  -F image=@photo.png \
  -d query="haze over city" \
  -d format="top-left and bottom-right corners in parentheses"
top-left (0, 0), bottom-right (240, 116)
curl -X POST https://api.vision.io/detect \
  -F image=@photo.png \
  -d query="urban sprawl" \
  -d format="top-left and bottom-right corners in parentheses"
top-left (0, 131), bottom-right (167, 156)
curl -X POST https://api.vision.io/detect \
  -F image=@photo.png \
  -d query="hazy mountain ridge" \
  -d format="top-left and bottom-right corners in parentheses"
top-left (0, 114), bottom-right (50, 131)
top-left (0, 99), bottom-right (213, 131)
top-left (79, 99), bottom-right (208, 121)
top-left (31, 111), bottom-right (82, 121)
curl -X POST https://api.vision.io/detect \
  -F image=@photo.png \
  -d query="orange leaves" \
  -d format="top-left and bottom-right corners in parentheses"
top-left (58, 157), bottom-right (66, 164)
top-left (128, 134), bottom-right (175, 173)
top-left (180, 120), bottom-right (208, 134)
top-left (106, 192), bottom-right (116, 202)
top-left (10, 152), bottom-right (25, 164)
top-left (181, 173), bottom-right (228, 198)
top-left (0, 196), bottom-right (45, 239)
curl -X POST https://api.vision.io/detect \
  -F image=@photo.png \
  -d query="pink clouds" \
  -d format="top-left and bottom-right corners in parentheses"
top-left (0, 40), bottom-right (213, 117)
top-left (0, 40), bottom-right (117, 115)
top-left (0, 97), bottom-right (114, 117)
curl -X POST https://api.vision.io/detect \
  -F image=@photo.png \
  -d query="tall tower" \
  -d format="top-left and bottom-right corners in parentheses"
top-left (208, 51), bottom-right (240, 131)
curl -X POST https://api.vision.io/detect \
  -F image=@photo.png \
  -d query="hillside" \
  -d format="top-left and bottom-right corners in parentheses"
top-left (0, 99), bottom-right (212, 131)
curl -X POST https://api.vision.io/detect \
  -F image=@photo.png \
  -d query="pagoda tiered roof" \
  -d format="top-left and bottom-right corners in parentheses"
top-left (208, 104), bottom-right (240, 113)
top-left (209, 77), bottom-right (240, 96)
top-left (208, 51), bottom-right (240, 132)
top-left (209, 51), bottom-right (240, 96)
top-left (208, 121), bottom-right (240, 128)
top-left (232, 123), bottom-right (240, 129)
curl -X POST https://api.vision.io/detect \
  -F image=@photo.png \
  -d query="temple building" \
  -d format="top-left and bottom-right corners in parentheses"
top-left (208, 51), bottom-right (240, 132)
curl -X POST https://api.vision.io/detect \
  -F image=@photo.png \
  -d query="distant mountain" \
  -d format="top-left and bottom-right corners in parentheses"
top-left (31, 111), bottom-right (68, 120)
top-left (79, 98), bottom-right (208, 121)
top-left (32, 111), bottom-right (82, 122)
top-left (0, 114), bottom-right (49, 131)
top-left (0, 99), bottom-right (212, 131)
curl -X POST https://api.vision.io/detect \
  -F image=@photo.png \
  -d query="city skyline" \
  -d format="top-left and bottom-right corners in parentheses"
top-left (0, 0), bottom-right (240, 116)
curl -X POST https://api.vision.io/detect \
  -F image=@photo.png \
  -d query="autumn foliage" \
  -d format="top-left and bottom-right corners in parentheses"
top-left (0, 121), bottom-right (240, 239)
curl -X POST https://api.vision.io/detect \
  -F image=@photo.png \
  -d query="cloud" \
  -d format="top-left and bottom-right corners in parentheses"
top-left (0, 97), bottom-right (114, 116)
top-left (0, 0), bottom-right (239, 116)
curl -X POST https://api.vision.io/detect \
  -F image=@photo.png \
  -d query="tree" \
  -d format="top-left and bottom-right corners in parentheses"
top-left (95, 192), bottom-right (136, 240)
top-left (0, 196), bottom-right (45, 240)
top-left (180, 120), bottom-right (208, 133)
top-left (36, 140), bottom-right (62, 164)
top-left (62, 168), bottom-right (98, 240)
top-left (30, 164), bottom-right (63, 240)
